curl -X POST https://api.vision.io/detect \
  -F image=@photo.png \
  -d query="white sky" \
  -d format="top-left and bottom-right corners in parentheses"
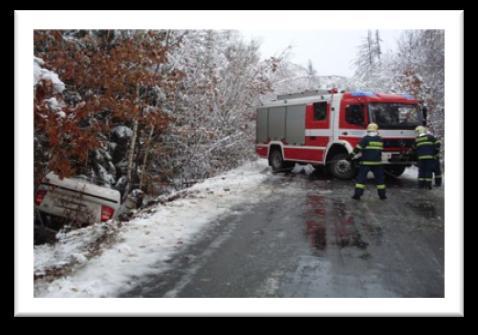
top-left (241, 30), bottom-right (404, 77)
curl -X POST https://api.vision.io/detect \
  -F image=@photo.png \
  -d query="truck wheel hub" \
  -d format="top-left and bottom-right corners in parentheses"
top-left (336, 160), bottom-right (350, 173)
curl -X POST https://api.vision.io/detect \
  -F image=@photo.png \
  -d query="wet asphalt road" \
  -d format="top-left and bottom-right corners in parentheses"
top-left (122, 167), bottom-right (444, 298)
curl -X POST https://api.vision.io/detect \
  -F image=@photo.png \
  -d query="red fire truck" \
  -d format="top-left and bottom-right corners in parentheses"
top-left (255, 89), bottom-right (425, 179)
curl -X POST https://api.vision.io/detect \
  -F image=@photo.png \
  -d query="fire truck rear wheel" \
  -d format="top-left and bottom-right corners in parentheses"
top-left (329, 153), bottom-right (356, 180)
top-left (269, 149), bottom-right (291, 172)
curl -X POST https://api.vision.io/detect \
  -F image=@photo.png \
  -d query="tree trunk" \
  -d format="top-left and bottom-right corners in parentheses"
top-left (139, 124), bottom-right (155, 191)
top-left (123, 118), bottom-right (139, 202)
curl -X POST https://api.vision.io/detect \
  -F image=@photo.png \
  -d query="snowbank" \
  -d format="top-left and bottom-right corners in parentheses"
top-left (34, 222), bottom-right (119, 280)
top-left (35, 160), bottom-right (270, 297)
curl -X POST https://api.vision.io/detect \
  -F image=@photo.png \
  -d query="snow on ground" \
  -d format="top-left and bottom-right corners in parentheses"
top-left (34, 222), bottom-right (119, 279)
top-left (402, 165), bottom-right (418, 180)
top-left (34, 159), bottom-right (270, 297)
top-left (291, 163), bottom-right (315, 175)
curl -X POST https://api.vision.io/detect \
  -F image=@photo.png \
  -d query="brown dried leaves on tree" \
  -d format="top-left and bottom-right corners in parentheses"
top-left (34, 30), bottom-right (184, 186)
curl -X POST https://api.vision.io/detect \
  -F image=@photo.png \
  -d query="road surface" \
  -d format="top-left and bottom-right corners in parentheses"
top-left (121, 167), bottom-right (444, 298)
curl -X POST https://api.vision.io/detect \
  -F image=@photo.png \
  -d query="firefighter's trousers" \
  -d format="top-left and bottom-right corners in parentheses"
top-left (432, 158), bottom-right (442, 187)
top-left (418, 159), bottom-right (434, 189)
top-left (353, 164), bottom-right (386, 199)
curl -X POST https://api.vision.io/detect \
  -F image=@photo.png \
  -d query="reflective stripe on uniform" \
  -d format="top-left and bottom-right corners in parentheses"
top-left (368, 141), bottom-right (383, 147)
top-left (416, 136), bottom-right (429, 142)
top-left (376, 184), bottom-right (386, 189)
top-left (360, 161), bottom-right (383, 165)
top-left (365, 146), bottom-right (383, 150)
top-left (419, 178), bottom-right (433, 181)
top-left (355, 183), bottom-right (366, 189)
top-left (418, 155), bottom-right (434, 159)
top-left (416, 141), bottom-right (434, 147)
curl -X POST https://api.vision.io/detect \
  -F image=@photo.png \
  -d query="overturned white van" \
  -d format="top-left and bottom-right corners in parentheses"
top-left (35, 172), bottom-right (121, 227)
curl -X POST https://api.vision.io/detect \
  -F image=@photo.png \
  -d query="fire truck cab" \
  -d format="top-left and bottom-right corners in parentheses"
top-left (255, 89), bottom-right (425, 179)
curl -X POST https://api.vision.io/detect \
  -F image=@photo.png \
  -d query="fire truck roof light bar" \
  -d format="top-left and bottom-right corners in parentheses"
top-left (350, 91), bottom-right (376, 97)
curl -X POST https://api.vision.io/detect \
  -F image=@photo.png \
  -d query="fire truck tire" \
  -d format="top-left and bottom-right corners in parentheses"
top-left (269, 149), bottom-right (292, 172)
top-left (328, 153), bottom-right (356, 180)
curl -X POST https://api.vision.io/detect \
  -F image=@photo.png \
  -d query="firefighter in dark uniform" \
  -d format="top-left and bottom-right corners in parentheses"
top-left (414, 126), bottom-right (439, 189)
top-left (427, 129), bottom-right (442, 187)
top-left (347, 123), bottom-right (387, 200)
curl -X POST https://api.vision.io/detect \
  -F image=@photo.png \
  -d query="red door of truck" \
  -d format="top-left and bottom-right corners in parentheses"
top-left (338, 96), bottom-right (369, 148)
top-left (302, 100), bottom-right (330, 163)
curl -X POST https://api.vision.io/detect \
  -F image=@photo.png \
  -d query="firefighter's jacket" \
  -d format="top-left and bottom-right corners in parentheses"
top-left (352, 135), bottom-right (384, 165)
top-left (434, 138), bottom-right (442, 159)
top-left (414, 134), bottom-right (440, 160)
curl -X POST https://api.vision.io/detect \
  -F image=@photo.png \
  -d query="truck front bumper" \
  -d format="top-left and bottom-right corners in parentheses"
top-left (382, 152), bottom-right (417, 165)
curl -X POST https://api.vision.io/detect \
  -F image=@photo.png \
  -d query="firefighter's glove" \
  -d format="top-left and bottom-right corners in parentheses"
top-left (347, 153), bottom-right (355, 161)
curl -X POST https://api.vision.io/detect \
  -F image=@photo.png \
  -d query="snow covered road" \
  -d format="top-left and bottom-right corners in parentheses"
top-left (34, 160), bottom-right (271, 297)
top-left (34, 160), bottom-right (444, 298)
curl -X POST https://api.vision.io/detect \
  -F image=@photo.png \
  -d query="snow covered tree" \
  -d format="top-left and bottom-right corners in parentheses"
top-left (375, 30), bottom-right (382, 64)
top-left (305, 59), bottom-right (320, 89)
top-left (34, 56), bottom-right (76, 187)
top-left (34, 30), bottom-right (183, 198)
top-left (394, 30), bottom-right (444, 138)
top-left (350, 29), bottom-right (444, 151)
top-left (153, 30), bottom-right (274, 190)
top-left (353, 30), bottom-right (384, 86)
top-left (33, 43), bottom-right (101, 188)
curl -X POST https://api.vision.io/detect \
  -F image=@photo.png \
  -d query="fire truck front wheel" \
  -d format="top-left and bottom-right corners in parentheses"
top-left (384, 165), bottom-right (406, 178)
top-left (328, 153), bottom-right (356, 180)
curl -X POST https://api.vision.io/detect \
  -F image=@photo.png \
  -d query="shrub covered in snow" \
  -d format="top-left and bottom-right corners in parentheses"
top-left (34, 57), bottom-right (65, 93)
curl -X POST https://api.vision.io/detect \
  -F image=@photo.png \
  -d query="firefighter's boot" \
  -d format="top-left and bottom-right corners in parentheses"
top-left (378, 189), bottom-right (387, 200)
top-left (352, 184), bottom-right (365, 200)
top-left (435, 177), bottom-right (442, 187)
top-left (352, 189), bottom-right (363, 200)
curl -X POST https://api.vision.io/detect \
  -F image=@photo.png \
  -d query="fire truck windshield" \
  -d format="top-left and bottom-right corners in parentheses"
top-left (368, 103), bottom-right (421, 129)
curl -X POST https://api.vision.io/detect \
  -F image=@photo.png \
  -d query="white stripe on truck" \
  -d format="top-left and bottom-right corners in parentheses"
top-left (304, 129), bottom-right (333, 137)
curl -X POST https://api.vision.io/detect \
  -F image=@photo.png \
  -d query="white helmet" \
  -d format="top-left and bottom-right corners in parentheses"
top-left (415, 125), bottom-right (427, 136)
top-left (367, 123), bottom-right (379, 132)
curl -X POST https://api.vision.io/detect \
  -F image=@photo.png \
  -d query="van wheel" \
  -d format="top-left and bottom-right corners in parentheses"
top-left (328, 153), bottom-right (356, 180)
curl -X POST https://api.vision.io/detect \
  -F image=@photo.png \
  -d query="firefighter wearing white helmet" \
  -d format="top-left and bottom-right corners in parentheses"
top-left (413, 125), bottom-right (440, 189)
top-left (347, 122), bottom-right (386, 200)
top-left (366, 122), bottom-right (379, 134)
top-left (415, 125), bottom-right (427, 136)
